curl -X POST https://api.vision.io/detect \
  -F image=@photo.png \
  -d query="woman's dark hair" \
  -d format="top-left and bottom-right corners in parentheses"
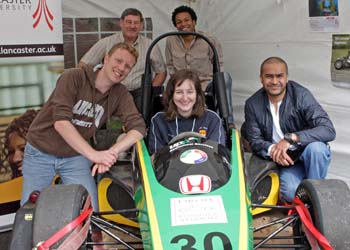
top-left (171, 5), bottom-right (197, 27)
top-left (1, 109), bottom-right (39, 173)
top-left (163, 69), bottom-right (205, 120)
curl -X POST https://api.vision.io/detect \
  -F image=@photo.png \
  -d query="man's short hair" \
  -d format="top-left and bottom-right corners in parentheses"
top-left (121, 8), bottom-right (144, 22)
top-left (171, 5), bottom-right (197, 27)
top-left (108, 42), bottom-right (139, 62)
top-left (260, 57), bottom-right (289, 76)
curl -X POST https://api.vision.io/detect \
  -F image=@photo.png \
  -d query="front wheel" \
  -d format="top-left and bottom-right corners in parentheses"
top-left (295, 179), bottom-right (350, 249)
top-left (32, 184), bottom-right (89, 249)
top-left (334, 60), bottom-right (343, 70)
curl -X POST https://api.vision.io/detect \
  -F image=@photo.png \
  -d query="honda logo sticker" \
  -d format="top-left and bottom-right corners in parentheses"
top-left (179, 175), bottom-right (212, 194)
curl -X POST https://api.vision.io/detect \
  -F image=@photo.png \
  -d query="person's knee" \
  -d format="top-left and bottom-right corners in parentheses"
top-left (304, 141), bottom-right (328, 153)
top-left (303, 141), bottom-right (331, 160)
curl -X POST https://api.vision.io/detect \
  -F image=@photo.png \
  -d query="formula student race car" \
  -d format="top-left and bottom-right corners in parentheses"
top-left (9, 32), bottom-right (350, 250)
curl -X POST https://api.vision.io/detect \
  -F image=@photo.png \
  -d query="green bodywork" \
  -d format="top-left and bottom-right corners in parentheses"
top-left (134, 129), bottom-right (253, 250)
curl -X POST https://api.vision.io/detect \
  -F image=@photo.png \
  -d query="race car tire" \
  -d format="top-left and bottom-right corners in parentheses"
top-left (334, 60), bottom-right (343, 70)
top-left (32, 184), bottom-right (89, 249)
top-left (295, 179), bottom-right (350, 249)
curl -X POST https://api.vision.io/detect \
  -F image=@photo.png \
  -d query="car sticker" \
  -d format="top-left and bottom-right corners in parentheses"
top-left (170, 195), bottom-right (227, 226)
top-left (180, 149), bottom-right (208, 164)
top-left (179, 175), bottom-right (212, 194)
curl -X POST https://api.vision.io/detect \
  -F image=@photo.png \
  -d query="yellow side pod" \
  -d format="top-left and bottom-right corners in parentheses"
top-left (0, 177), bottom-right (23, 204)
top-left (97, 177), bottom-right (139, 228)
top-left (252, 172), bottom-right (280, 216)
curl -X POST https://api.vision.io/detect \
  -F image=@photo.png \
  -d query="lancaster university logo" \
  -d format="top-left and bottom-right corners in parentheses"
top-left (33, 0), bottom-right (53, 30)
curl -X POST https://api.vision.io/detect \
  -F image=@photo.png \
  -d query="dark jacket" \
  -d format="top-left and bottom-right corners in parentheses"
top-left (148, 109), bottom-right (226, 155)
top-left (244, 81), bottom-right (336, 159)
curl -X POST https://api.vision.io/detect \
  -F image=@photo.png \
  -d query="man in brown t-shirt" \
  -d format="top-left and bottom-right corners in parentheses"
top-left (21, 43), bottom-right (146, 212)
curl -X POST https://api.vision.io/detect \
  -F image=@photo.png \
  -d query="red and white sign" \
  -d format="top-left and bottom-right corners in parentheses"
top-left (179, 175), bottom-right (212, 194)
top-left (0, 0), bottom-right (63, 60)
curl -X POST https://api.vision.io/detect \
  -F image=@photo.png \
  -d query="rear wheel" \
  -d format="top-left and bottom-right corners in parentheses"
top-left (295, 179), bottom-right (350, 249)
top-left (32, 184), bottom-right (89, 249)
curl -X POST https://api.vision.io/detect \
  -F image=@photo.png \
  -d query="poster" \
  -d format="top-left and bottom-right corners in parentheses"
top-left (331, 34), bottom-right (350, 88)
top-left (0, 0), bottom-right (63, 62)
top-left (309, 0), bottom-right (339, 32)
top-left (0, 0), bottom-right (63, 231)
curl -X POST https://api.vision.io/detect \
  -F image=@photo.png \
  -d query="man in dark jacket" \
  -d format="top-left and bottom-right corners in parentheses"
top-left (244, 57), bottom-right (336, 202)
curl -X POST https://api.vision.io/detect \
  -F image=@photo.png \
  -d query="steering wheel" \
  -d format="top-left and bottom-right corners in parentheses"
top-left (168, 132), bottom-right (206, 145)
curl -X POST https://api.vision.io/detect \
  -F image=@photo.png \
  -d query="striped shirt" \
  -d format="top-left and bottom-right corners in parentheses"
top-left (80, 32), bottom-right (166, 90)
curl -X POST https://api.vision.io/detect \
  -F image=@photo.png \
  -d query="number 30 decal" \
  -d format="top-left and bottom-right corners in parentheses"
top-left (171, 232), bottom-right (232, 250)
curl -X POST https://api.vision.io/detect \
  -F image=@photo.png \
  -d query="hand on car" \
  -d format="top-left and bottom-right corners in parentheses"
top-left (91, 163), bottom-right (112, 176)
top-left (89, 149), bottom-right (118, 167)
top-left (89, 149), bottom-right (119, 176)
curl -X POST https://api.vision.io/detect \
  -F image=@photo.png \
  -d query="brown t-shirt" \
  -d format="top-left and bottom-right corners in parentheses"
top-left (27, 65), bottom-right (146, 157)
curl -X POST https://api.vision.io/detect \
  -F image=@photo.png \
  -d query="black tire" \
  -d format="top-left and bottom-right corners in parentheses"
top-left (0, 230), bottom-right (12, 250)
top-left (32, 184), bottom-right (89, 249)
top-left (295, 179), bottom-right (350, 249)
top-left (334, 60), bottom-right (343, 70)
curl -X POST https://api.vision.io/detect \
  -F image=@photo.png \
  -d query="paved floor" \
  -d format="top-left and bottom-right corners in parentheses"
top-left (327, 151), bottom-right (350, 187)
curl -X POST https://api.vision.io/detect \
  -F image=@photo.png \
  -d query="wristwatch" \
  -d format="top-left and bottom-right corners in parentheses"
top-left (284, 133), bottom-right (295, 144)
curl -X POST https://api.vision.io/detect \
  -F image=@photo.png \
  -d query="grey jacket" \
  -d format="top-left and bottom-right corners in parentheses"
top-left (244, 81), bottom-right (336, 159)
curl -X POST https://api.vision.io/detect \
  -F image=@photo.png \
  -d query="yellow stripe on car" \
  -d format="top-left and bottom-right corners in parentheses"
top-left (136, 141), bottom-right (163, 250)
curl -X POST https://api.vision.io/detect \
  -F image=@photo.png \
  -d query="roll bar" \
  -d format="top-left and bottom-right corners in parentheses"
top-left (141, 31), bottom-right (230, 134)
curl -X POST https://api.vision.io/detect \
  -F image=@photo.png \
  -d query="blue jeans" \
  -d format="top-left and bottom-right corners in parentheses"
top-left (279, 142), bottom-right (331, 202)
top-left (21, 143), bottom-right (98, 211)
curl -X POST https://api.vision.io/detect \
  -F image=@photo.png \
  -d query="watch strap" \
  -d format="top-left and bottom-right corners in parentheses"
top-left (284, 133), bottom-right (295, 144)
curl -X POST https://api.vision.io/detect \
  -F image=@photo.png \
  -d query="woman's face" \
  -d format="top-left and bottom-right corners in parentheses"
top-left (173, 79), bottom-right (197, 118)
top-left (8, 132), bottom-right (26, 176)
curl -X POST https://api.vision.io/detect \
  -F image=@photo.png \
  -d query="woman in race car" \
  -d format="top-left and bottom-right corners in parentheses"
top-left (148, 69), bottom-right (226, 155)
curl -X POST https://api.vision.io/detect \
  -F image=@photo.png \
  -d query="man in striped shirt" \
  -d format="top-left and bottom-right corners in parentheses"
top-left (79, 8), bottom-right (167, 111)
